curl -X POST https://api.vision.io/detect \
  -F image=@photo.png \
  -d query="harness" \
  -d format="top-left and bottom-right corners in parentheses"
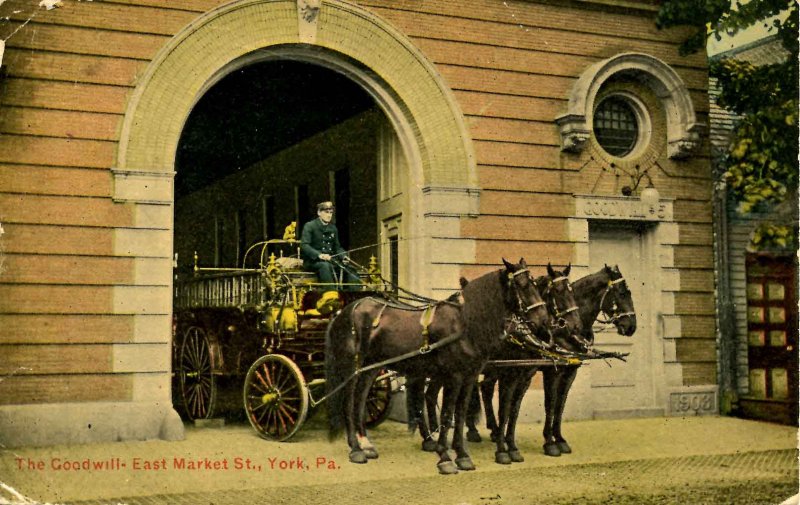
top-left (539, 275), bottom-right (579, 328)
top-left (508, 268), bottom-right (547, 314)
top-left (596, 277), bottom-right (636, 325)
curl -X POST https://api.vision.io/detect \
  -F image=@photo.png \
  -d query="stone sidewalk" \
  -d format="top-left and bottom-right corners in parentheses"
top-left (0, 416), bottom-right (797, 505)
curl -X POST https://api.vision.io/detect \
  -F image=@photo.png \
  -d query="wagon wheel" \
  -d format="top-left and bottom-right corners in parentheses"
top-left (365, 369), bottom-right (393, 428)
top-left (179, 326), bottom-right (218, 420)
top-left (243, 354), bottom-right (309, 441)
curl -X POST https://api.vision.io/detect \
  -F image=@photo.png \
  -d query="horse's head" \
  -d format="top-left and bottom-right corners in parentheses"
top-left (537, 263), bottom-right (585, 352)
top-left (602, 264), bottom-right (637, 337)
top-left (501, 258), bottom-right (550, 340)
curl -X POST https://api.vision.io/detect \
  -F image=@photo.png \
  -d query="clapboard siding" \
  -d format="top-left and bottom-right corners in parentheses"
top-left (2, 0), bottom-right (197, 36)
top-left (681, 363), bottom-right (717, 386)
top-left (675, 338), bottom-right (716, 362)
top-left (2, 254), bottom-right (136, 285)
top-left (461, 216), bottom-right (568, 242)
top-left (474, 240), bottom-right (574, 266)
top-left (679, 270), bottom-right (715, 293)
top-left (467, 116), bottom-right (559, 146)
top-left (479, 191), bottom-right (575, 217)
top-left (0, 135), bottom-right (116, 168)
top-left (0, 165), bottom-right (112, 197)
top-left (412, 38), bottom-right (710, 90)
top-left (0, 375), bottom-right (132, 405)
top-left (0, 108), bottom-right (121, 141)
top-left (3, 48), bottom-right (147, 86)
top-left (370, 5), bottom-right (706, 68)
top-left (363, 0), bottom-right (676, 46)
top-left (456, 91), bottom-right (564, 121)
top-left (0, 314), bottom-right (135, 344)
top-left (3, 21), bottom-right (169, 60)
top-left (0, 194), bottom-right (134, 228)
top-left (1, 224), bottom-right (115, 256)
top-left (674, 292), bottom-right (715, 316)
top-left (674, 245), bottom-right (714, 269)
top-left (0, 78), bottom-right (131, 114)
top-left (0, 285), bottom-right (115, 314)
top-left (478, 166), bottom-right (566, 193)
top-left (679, 223), bottom-right (714, 246)
top-left (680, 315), bottom-right (716, 338)
top-left (474, 141), bottom-right (562, 169)
top-left (1, 344), bottom-right (114, 375)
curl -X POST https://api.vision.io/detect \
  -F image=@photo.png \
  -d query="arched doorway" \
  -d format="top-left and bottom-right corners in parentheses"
top-left (172, 59), bottom-right (398, 278)
top-left (116, 0), bottom-right (478, 296)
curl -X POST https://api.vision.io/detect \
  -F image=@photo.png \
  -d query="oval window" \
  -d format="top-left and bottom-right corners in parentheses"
top-left (593, 96), bottom-right (639, 157)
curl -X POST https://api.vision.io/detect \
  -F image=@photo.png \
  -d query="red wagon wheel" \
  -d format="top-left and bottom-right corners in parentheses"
top-left (179, 326), bottom-right (218, 420)
top-left (365, 369), bottom-right (393, 428)
top-left (243, 354), bottom-right (309, 441)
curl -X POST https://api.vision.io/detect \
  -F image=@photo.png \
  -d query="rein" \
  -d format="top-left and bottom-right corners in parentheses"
top-left (596, 277), bottom-right (635, 324)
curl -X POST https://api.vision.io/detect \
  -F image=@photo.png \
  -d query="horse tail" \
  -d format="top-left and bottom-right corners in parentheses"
top-left (325, 302), bottom-right (358, 441)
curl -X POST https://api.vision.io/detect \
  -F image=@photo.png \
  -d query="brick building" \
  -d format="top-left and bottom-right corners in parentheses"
top-left (0, 0), bottom-right (715, 447)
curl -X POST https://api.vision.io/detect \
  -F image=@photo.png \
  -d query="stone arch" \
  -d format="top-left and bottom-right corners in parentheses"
top-left (116, 0), bottom-right (476, 192)
top-left (555, 52), bottom-right (702, 159)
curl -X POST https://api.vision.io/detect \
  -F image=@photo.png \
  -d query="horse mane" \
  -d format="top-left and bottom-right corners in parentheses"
top-left (460, 269), bottom-right (507, 352)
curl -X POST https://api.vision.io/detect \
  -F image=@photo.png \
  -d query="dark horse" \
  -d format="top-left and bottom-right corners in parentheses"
top-left (415, 264), bottom-right (584, 464)
top-left (474, 264), bottom-right (637, 457)
top-left (537, 264), bottom-right (637, 456)
top-left (325, 259), bottom-right (549, 474)
top-left (475, 263), bottom-right (585, 463)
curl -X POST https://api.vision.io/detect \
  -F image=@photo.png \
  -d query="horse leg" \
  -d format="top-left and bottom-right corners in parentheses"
top-left (465, 383), bottom-right (482, 443)
top-left (435, 381), bottom-right (459, 475)
top-left (355, 368), bottom-right (382, 459)
top-left (542, 366), bottom-right (561, 457)
top-left (552, 365), bottom-right (579, 455)
top-left (344, 375), bottom-right (368, 464)
top-left (480, 374), bottom-right (500, 443)
top-left (422, 376), bottom-right (441, 452)
top-left (506, 367), bottom-right (536, 463)
top-left (494, 372), bottom-right (514, 464)
top-left (452, 378), bottom-right (476, 471)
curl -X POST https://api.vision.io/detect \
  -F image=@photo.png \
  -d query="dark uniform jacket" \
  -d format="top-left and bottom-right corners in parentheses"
top-left (300, 218), bottom-right (346, 265)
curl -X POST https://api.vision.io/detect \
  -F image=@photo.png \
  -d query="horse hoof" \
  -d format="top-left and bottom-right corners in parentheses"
top-left (437, 460), bottom-right (459, 475)
top-left (543, 442), bottom-right (561, 457)
top-left (363, 447), bottom-right (379, 459)
top-left (557, 441), bottom-right (572, 454)
top-left (455, 457), bottom-right (475, 471)
top-left (508, 450), bottom-right (524, 462)
top-left (421, 439), bottom-right (438, 452)
top-left (495, 452), bottom-right (512, 465)
top-left (349, 450), bottom-right (368, 464)
top-left (467, 430), bottom-right (482, 443)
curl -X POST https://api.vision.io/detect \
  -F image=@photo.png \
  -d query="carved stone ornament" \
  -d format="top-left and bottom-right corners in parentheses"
top-left (554, 114), bottom-right (591, 152)
top-left (556, 53), bottom-right (703, 160)
top-left (297, 0), bottom-right (320, 43)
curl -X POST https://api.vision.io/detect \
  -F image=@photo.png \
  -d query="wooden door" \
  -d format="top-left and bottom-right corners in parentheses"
top-left (739, 253), bottom-right (798, 425)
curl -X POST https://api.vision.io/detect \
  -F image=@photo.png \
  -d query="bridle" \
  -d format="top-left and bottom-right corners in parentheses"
top-left (508, 268), bottom-right (547, 316)
top-left (539, 276), bottom-right (580, 329)
top-left (597, 277), bottom-right (636, 325)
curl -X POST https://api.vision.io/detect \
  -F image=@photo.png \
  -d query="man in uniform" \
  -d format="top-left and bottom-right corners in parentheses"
top-left (300, 201), bottom-right (361, 290)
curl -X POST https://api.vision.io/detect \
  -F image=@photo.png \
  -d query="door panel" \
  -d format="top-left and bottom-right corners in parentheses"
top-left (739, 254), bottom-right (798, 425)
top-left (588, 223), bottom-right (657, 414)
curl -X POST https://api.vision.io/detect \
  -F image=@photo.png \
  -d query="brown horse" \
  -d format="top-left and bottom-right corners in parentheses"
top-left (325, 258), bottom-right (549, 474)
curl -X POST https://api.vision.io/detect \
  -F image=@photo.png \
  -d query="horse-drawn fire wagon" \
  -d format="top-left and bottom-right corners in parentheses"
top-left (171, 224), bottom-right (394, 441)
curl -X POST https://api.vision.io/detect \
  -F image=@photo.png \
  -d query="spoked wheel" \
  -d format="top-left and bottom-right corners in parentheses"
top-left (365, 369), bottom-right (394, 428)
top-left (179, 326), bottom-right (218, 420)
top-left (243, 354), bottom-right (309, 441)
